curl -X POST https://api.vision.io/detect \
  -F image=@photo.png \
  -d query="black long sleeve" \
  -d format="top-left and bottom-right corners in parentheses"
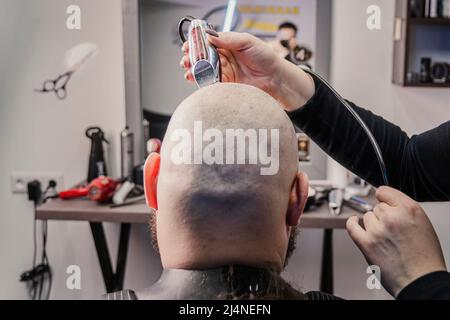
top-left (289, 73), bottom-right (450, 202)
top-left (397, 271), bottom-right (450, 300)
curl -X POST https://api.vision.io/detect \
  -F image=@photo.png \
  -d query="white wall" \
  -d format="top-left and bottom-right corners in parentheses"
top-left (0, 0), bottom-right (161, 299)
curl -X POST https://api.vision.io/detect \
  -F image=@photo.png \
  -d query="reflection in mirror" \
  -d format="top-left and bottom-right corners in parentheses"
top-left (140, 0), bottom-right (200, 116)
top-left (136, 0), bottom-right (329, 179)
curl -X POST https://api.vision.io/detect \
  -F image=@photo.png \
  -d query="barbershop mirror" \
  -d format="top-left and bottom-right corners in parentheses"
top-left (123, 0), bottom-right (330, 179)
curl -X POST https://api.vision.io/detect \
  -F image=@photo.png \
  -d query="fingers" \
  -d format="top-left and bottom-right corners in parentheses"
top-left (205, 29), bottom-right (219, 38)
top-left (184, 71), bottom-right (194, 82)
top-left (208, 32), bottom-right (254, 51)
top-left (181, 32), bottom-right (246, 83)
top-left (373, 202), bottom-right (391, 219)
top-left (182, 41), bottom-right (189, 54)
top-left (179, 48), bottom-right (194, 82)
top-left (180, 55), bottom-right (190, 69)
top-left (346, 216), bottom-right (367, 248)
top-left (363, 211), bottom-right (379, 231)
top-left (376, 186), bottom-right (412, 207)
top-left (217, 48), bottom-right (234, 69)
top-left (180, 50), bottom-right (235, 84)
top-left (182, 30), bottom-right (219, 54)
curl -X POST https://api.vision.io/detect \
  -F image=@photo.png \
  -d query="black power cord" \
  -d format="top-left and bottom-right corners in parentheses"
top-left (300, 66), bottom-right (390, 186)
top-left (20, 180), bottom-right (54, 300)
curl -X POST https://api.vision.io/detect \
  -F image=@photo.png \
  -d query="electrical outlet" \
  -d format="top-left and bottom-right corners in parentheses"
top-left (10, 172), bottom-right (64, 194)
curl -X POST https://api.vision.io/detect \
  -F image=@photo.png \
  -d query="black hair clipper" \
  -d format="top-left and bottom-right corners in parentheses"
top-left (179, 16), bottom-right (222, 88)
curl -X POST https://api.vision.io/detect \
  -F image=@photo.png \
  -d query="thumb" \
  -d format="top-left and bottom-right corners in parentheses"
top-left (208, 32), bottom-right (254, 51)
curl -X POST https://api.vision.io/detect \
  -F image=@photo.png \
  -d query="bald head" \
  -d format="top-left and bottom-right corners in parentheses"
top-left (150, 83), bottom-right (305, 271)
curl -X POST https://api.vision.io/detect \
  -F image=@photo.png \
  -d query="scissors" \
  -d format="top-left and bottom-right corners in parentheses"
top-left (35, 71), bottom-right (74, 100)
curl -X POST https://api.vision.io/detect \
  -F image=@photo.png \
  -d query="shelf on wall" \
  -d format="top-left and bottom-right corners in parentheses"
top-left (404, 83), bottom-right (450, 88)
top-left (409, 17), bottom-right (450, 25)
top-left (392, 0), bottom-right (450, 88)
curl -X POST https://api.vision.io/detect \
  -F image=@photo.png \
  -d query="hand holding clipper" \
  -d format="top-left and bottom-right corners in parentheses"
top-left (179, 16), bottom-right (221, 88)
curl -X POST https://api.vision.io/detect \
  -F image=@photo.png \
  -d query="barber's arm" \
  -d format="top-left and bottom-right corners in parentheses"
top-left (347, 186), bottom-right (448, 299)
top-left (289, 73), bottom-right (450, 202)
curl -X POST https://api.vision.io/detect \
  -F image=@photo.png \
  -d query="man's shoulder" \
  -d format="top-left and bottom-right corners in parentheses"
top-left (304, 291), bottom-right (344, 301)
top-left (103, 289), bottom-right (343, 301)
top-left (103, 290), bottom-right (138, 300)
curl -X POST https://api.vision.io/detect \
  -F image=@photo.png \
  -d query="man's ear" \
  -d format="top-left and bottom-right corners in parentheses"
top-left (144, 152), bottom-right (161, 210)
top-left (286, 172), bottom-right (309, 226)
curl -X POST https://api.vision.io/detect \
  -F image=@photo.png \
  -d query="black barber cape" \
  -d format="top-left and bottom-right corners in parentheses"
top-left (104, 267), bottom-right (342, 301)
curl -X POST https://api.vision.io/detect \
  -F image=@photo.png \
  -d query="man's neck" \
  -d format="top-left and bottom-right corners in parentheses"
top-left (136, 266), bottom-right (304, 300)
top-left (159, 237), bottom-right (285, 273)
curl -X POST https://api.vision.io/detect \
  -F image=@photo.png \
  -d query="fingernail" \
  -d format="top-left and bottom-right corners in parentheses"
top-left (206, 29), bottom-right (219, 37)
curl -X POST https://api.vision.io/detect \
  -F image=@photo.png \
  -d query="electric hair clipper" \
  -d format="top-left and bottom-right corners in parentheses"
top-left (179, 16), bottom-right (221, 88)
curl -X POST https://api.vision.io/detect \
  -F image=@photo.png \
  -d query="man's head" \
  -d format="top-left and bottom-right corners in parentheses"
top-left (144, 83), bottom-right (309, 273)
top-left (278, 21), bottom-right (298, 42)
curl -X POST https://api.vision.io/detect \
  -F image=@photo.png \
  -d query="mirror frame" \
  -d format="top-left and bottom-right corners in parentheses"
top-left (122, 0), bottom-right (144, 164)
